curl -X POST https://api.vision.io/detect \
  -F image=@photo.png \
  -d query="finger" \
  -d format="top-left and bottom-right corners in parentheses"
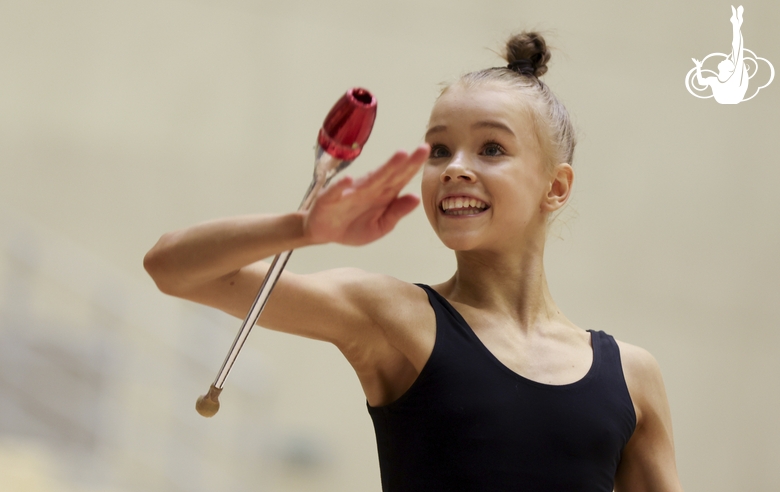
top-left (370, 157), bottom-right (427, 202)
top-left (385, 144), bottom-right (430, 187)
top-left (397, 144), bottom-right (431, 170)
top-left (356, 146), bottom-right (425, 193)
top-left (412, 143), bottom-right (431, 161)
top-left (389, 146), bottom-right (428, 190)
top-left (376, 144), bottom-right (429, 181)
top-left (379, 149), bottom-right (413, 173)
top-left (378, 194), bottom-right (421, 232)
top-left (350, 150), bottom-right (407, 190)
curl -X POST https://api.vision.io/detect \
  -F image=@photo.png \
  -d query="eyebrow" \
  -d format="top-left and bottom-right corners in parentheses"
top-left (425, 120), bottom-right (516, 139)
top-left (425, 125), bottom-right (447, 138)
top-left (472, 121), bottom-right (515, 136)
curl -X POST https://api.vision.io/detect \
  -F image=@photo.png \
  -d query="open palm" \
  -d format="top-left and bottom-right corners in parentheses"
top-left (304, 145), bottom-right (429, 246)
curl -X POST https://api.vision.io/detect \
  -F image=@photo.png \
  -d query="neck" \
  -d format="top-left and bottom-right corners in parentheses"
top-left (441, 236), bottom-right (566, 333)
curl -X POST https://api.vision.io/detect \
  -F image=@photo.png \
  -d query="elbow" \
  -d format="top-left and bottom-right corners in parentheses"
top-left (143, 246), bottom-right (166, 287)
top-left (143, 235), bottom-right (184, 296)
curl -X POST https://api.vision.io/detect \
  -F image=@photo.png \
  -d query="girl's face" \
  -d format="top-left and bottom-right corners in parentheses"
top-left (421, 82), bottom-right (555, 253)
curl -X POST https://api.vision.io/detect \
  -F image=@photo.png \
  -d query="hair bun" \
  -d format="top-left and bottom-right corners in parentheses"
top-left (505, 31), bottom-right (551, 77)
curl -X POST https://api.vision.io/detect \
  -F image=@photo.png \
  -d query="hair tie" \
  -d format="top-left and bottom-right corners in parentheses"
top-left (507, 59), bottom-right (536, 76)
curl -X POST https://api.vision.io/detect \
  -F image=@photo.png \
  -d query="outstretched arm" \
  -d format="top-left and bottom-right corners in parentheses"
top-left (614, 342), bottom-right (684, 492)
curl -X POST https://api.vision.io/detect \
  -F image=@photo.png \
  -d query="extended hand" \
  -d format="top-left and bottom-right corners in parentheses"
top-left (303, 144), bottom-right (430, 246)
top-left (692, 58), bottom-right (702, 68)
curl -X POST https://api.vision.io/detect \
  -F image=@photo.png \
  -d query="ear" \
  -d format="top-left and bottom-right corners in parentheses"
top-left (542, 163), bottom-right (573, 213)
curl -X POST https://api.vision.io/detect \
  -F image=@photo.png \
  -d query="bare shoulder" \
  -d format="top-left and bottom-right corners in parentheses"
top-left (307, 267), bottom-right (436, 405)
top-left (614, 339), bottom-right (684, 491)
top-left (336, 267), bottom-right (430, 315)
top-left (615, 339), bottom-right (669, 427)
top-left (335, 268), bottom-right (435, 362)
top-left (616, 340), bottom-right (663, 381)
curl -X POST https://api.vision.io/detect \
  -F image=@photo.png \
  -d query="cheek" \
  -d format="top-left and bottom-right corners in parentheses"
top-left (491, 172), bottom-right (545, 218)
top-left (420, 166), bottom-right (440, 220)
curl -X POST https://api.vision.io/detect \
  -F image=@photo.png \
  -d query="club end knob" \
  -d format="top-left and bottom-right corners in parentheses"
top-left (196, 384), bottom-right (222, 417)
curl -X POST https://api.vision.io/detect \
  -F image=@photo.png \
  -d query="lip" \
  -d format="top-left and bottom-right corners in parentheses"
top-left (438, 193), bottom-right (491, 218)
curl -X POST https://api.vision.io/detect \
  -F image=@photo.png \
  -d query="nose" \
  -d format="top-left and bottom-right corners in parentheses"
top-left (440, 152), bottom-right (477, 183)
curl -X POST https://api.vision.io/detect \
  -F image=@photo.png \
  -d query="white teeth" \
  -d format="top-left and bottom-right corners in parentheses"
top-left (440, 197), bottom-right (489, 212)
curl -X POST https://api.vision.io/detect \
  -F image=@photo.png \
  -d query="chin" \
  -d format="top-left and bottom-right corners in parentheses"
top-left (436, 232), bottom-right (485, 252)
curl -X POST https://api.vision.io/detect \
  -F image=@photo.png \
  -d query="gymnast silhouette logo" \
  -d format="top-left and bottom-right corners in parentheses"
top-left (685, 5), bottom-right (774, 104)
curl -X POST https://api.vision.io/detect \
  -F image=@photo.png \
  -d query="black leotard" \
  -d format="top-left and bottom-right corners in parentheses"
top-left (367, 284), bottom-right (636, 491)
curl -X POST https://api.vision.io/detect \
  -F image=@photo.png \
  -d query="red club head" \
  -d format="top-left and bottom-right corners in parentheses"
top-left (317, 88), bottom-right (377, 161)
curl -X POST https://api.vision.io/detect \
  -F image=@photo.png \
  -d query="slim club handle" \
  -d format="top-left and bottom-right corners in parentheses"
top-left (195, 153), bottom-right (340, 418)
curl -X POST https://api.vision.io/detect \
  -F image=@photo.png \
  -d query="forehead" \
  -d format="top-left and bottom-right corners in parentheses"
top-left (428, 82), bottom-right (532, 133)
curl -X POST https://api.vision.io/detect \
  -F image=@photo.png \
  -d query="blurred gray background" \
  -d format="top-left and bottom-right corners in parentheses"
top-left (1, 0), bottom-right (778, 490)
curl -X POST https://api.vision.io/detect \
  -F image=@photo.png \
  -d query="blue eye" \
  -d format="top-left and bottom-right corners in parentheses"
top-left (429, 145), bottom-right (450, 159)
top-left (483, 143), bottom-right (505, 157)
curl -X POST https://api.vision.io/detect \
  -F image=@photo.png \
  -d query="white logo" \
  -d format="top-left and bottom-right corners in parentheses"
top-left (685, 5), bottom-right (774, 104)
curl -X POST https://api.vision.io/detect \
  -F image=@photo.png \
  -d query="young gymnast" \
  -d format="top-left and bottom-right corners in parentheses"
top-left (145, 31), bottom-right (684, 491)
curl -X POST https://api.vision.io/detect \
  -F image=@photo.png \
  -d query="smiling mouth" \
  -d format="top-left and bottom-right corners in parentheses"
top-left (440, 196), bottom-right (490, 213)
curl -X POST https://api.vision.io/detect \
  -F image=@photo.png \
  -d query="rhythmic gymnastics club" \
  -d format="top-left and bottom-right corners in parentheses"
top-left (196, 88), bottom-right (378, 417)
